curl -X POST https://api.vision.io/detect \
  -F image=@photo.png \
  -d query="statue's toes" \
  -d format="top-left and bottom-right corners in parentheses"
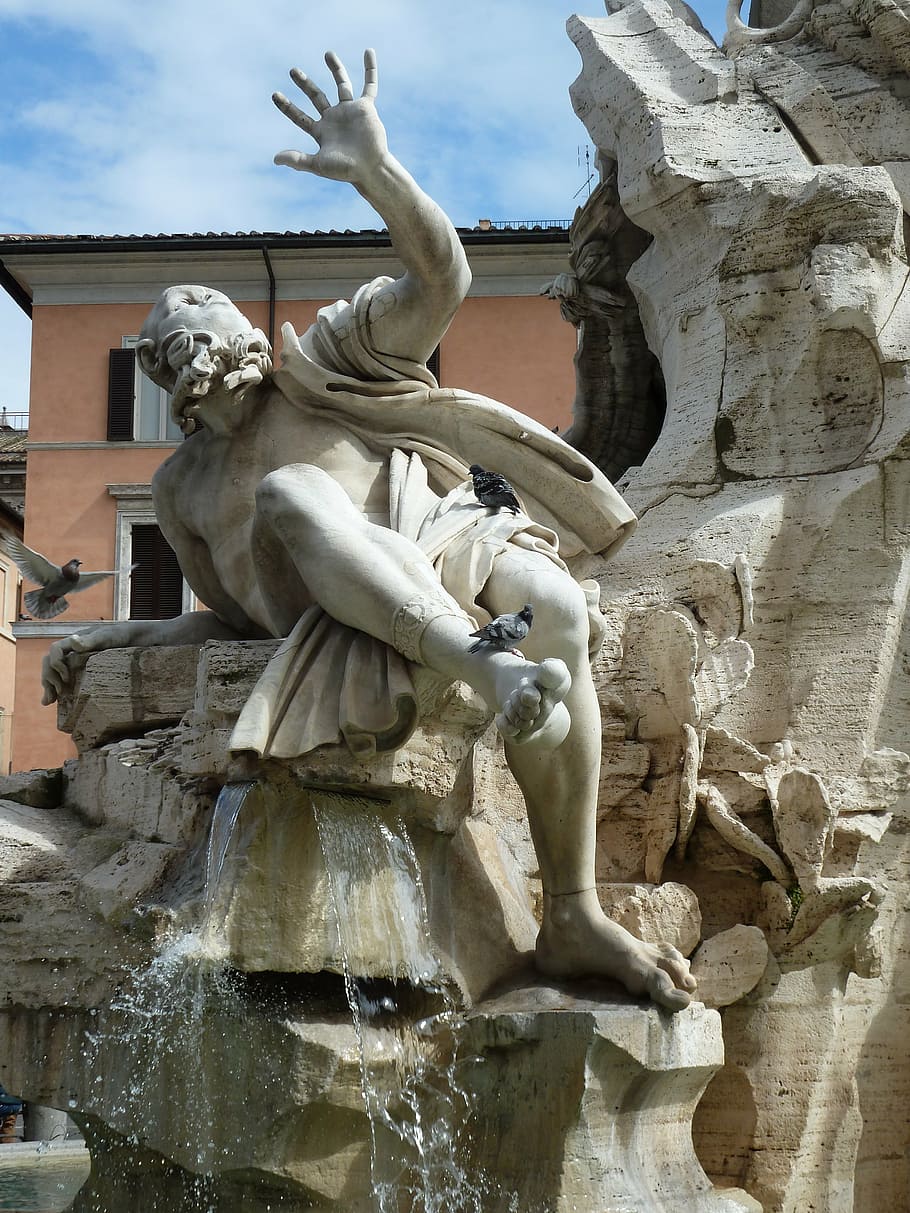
top-left (649, 968), bottom-right (693, 1011)
top-left (656, 945), bottom-right (697, 993)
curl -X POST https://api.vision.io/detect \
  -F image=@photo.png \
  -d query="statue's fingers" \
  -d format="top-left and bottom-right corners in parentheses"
top-left (272, 92), bottom-right (316, 136)
top-left (361, 48), bottom-right (378, 98)
top-left (288, 67), bottom-right (330, 113)
top-left (325, 51), bottom-right (354, 102)
top-left (42, 651), bottom-right (69, 689)
top-left (274, 149), bottom-right (317, 172)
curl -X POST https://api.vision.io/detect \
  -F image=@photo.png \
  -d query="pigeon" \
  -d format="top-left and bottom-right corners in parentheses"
top-left (468, 464), bottom-right (523, 515)
top-left (0, 535), bottom-right (122, 620)
top-left (469, 604), bottom-right (534, 654)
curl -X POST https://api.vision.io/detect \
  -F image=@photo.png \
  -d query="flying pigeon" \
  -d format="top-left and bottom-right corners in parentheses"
top-left (468, 464), bottom-right (523, 515)
top-left (0, 535), bottom-right (122, 620)
top-left (469, 604), bottom-right (534, 654)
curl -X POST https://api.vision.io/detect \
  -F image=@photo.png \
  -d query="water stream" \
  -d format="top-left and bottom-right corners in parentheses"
top-left (312, 792), bottom-right (496, 1212)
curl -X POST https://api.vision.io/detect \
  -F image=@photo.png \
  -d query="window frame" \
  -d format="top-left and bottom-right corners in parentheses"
top-left (120, 336), bottom-right (182, 443)
top-left (108, 485), bottom-right (195, 621)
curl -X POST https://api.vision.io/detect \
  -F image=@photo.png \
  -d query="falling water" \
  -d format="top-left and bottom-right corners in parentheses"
top-left (201, 781), bottom-right (255, 947)
top-left (312, 792), bottom-right (501, 1212)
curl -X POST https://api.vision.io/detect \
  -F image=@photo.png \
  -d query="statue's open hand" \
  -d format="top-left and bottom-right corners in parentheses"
top-left (272, 50), bottom-right (387, 186)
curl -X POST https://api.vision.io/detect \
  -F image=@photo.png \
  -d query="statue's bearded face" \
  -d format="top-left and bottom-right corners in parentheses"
top-left (137, 287), bottom-right (272, 433)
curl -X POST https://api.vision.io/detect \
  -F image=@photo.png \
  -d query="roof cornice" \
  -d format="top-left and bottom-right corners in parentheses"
top-left (0, 228), bottom-right (569, 256)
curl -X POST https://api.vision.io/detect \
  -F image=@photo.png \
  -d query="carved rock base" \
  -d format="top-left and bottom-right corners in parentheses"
top-left (0, 984), bottom-right (758, 1213)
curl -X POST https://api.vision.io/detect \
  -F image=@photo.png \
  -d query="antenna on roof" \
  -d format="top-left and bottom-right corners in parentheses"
top-left (573, 145), bottom-right (596, 201)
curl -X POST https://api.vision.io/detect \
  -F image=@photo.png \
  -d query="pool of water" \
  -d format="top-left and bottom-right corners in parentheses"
top-left (0, 1151), bottom-right (90, 1212)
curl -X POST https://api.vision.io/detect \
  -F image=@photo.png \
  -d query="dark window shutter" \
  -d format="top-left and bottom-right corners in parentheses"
top-left (129, 524), bottom-right (183, 619)
top-left (427, 344), bottom-right (440, 382)
top-left (108, 349), bottom-right (135, 441)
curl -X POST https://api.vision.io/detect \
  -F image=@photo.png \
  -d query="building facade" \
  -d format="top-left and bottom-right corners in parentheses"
top-left (0, 228), bottom-right (576, 772)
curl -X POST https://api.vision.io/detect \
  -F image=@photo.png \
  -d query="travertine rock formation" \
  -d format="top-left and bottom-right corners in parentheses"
top-left (549, 0), bottom-right (910, 1208)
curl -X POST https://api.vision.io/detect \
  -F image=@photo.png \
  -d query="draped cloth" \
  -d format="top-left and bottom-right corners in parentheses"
top-left (229, 277), bottom-right (637, 761)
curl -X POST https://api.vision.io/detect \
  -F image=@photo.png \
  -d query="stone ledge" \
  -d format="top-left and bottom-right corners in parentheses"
top-left (57, 644), bottom-right (202, 750)
top-left (57, 640), bottom-right (495, 820)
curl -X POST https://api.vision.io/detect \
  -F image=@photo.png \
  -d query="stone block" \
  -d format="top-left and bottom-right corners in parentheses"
top-left (80, 840), bottom-right (181, 923)
top-left (0, 768), bottom-right (63, 809)
top-left (208, 783), bottom-right (536, 1005)
top-left (57, 645), bottom-right (199, 750)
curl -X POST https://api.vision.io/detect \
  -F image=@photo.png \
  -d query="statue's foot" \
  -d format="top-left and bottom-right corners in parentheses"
top-left (536, 889), bottom-right (697, 1012)
top-left (494, 657), bottom-right (572, 748)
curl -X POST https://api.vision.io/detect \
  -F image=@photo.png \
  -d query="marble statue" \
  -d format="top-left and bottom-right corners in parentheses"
top-left (39, 51), bottom-right (696, 1012)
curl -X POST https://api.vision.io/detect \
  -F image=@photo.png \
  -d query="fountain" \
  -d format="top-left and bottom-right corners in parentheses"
top-left (0, 643), bottom-right (758, 1211)
top-left (6, 6), bottom-right (910, 1209)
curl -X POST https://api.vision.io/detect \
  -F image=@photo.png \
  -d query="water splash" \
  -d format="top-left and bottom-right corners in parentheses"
top-left (75, 784), bottom-right (257, 1212)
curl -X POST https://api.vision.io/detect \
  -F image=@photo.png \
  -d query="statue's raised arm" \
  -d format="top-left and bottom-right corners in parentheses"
top-left (273, 50), bottom-right (471, 366)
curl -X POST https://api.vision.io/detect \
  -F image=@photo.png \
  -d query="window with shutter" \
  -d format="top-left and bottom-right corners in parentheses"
top-left (129, 524), bottom-right (184, 619)
top-left (107, 349), bottom-right (136, 441)
top-left (427, 344), bottom-right (440, 381)
top-left (109, 339), bottom-right (181, 443)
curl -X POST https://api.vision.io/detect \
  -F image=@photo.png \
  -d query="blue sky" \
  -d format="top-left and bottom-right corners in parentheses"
top-left (0, 0), bottom-right (730, 416)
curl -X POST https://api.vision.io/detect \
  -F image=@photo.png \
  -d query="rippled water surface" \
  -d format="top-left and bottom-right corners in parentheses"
top-left (0, 1152), bottom-right (90, 1212)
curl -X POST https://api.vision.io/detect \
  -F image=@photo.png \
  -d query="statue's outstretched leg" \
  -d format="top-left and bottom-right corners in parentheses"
top-left (481, 547), bottom-right (697, 1011)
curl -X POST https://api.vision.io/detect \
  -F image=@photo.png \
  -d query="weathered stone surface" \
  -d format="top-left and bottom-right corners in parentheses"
top-left (0, 980), bottom-right (759, 1213)
top-left (460, 987), bottom-right (762, 1213)
top-left (0, 767), bottom-right (63, 809)
top-left (63, 732), bottom-right (211, 843)
top-left (598, 880), bottom-right (702, 957)
top-left (57, 645), bottom-right (199, 750)
top-left (690, 925), bottom-right (770, 1008)
top-left (565, 0), bottom-right (910, 1204)
top-left (79, 840), bottom-right (180, 924)
top-left (208, 783), bottom-right (536, 1004)
top-left (0, 799), bottom-right (147, 1008)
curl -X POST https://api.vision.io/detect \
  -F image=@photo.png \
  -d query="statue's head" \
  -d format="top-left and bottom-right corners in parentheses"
top-left (137, 286), bottom-right (273, 432)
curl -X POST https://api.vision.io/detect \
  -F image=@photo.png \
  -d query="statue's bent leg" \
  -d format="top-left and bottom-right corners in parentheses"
top-left (481, 548), bottom-right (697, 1010)
top-left (252, 465), bottom-right (570, 744)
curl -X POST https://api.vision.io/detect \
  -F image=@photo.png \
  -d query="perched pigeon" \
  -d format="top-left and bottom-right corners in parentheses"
top-left (469, 464), bottom-right (523, 515)
top-left (469, 604), bottom-right (534, 654)
top-left (0, 535), bottom-right (121, 620)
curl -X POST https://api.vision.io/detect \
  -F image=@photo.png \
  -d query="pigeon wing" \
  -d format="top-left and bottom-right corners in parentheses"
top-left (0, 535), bottom-right (61, 586)
top-left (71, 570), bottom-right (118, 592)
top-left (484, 617), bottom-right (513, 644)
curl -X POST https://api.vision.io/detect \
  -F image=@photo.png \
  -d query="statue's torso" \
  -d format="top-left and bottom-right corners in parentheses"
top-left (153, 383), bottom-right (392, 629)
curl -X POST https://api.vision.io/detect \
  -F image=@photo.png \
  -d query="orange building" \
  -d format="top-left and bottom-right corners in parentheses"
top-left (0, 228), bottom-right (576, 772)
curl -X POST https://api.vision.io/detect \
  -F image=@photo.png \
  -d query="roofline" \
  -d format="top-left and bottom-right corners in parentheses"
top-left (0, 497), bottom-right (23, 534)
top-left (0, 259), bottom-right (32, 318)
top-left (0, 227), bottom-right (570, 317)
top-left (0, 228), bottom-right (569, 256)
